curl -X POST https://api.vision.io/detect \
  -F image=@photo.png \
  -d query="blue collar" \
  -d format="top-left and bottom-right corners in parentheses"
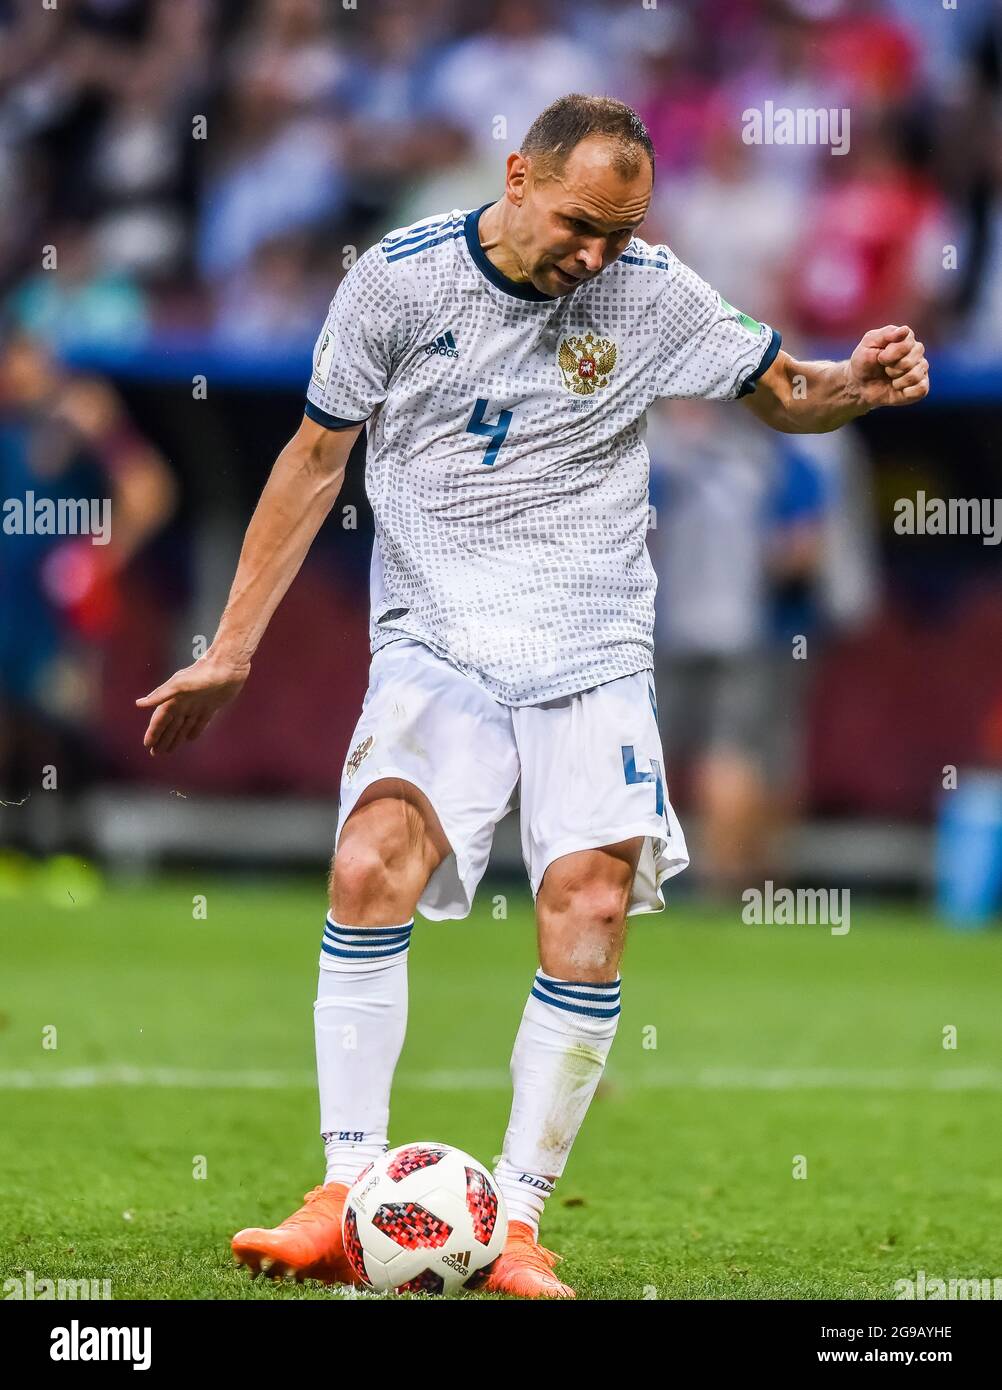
top-left (464, 203), bottom-right (557, 303)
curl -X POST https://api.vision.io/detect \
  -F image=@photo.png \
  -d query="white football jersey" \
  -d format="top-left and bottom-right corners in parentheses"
top-left (306, 205), bottom-right (780, 705)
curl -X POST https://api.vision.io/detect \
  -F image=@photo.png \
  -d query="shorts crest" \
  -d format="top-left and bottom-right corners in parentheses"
top-left (345, 734), bottom-right (374, 782)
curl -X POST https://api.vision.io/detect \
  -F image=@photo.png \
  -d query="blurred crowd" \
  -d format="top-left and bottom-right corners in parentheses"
top-left (1, 0), bottom-right (1001, 355)
top-left (3, 0), bottom-right (1002, 880)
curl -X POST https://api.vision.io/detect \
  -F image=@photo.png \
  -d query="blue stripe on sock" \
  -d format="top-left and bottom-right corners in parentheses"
top-left (324, 942), bottom-right (411, 956)
top-left (534, 981), bottom-right (621, 1005)
top-left (534, 973), bottom-right (620, 1004)
top-left (321, 938), bottom-right (412, 961)
top-left (325, 919), bottom-right (413, 936)
top-left (535, 972), bottom-right (620, 990)
top-left (324, 926), bottom-right (412, 944)
top-left (530, 987), bottom-right (621, 1019)
top-left (320, 918), bottom-right (413, 963)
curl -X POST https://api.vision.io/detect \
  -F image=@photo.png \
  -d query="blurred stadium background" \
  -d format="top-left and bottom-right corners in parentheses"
top-left (2, 0), bottom-right (1002, 912)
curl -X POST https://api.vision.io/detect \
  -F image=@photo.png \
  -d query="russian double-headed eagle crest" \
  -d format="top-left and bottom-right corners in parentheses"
top-left (557, 331), bottom-right (618, 395)
top-left (345, 734), bottom-right (373, 782)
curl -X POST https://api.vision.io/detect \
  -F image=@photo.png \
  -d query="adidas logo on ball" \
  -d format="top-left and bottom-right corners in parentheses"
top-left (441, 1250), bottom-right (472, 1275)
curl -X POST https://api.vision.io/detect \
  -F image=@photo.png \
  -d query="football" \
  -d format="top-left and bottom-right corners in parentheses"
top-left (342, 1142), bottom-right (508, 1294)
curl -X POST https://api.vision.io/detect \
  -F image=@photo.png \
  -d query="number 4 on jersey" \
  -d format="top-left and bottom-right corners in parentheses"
top-left (466, 398), bottom-right (513, 467)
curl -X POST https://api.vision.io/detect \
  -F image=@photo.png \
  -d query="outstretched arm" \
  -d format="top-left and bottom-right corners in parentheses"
top-left (742, 324), bottom-right (930, 434)
top-left (136, 415), bottom-right (363, 755)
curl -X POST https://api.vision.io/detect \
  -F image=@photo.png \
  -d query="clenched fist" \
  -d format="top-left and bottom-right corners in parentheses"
top-left (850, 325), bottom-right (930, 407)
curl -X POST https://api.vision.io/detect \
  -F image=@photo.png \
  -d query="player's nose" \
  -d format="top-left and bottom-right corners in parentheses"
top-left (576, 240), bottom-right (605, 274)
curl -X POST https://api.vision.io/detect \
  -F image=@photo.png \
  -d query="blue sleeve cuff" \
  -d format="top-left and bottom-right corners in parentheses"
top-left (304, 400), bottom-right (367, 430)
top-left (737, 328), bottom-right (782, 398)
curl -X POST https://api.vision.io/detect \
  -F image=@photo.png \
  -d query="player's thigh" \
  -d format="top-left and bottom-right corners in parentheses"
top-left (332, 639), bottom-right (519, 922)
top-left (342, 776), bottom-right (451, 860)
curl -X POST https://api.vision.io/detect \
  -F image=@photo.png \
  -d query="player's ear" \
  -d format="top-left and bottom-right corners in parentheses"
top-left (506, 152), bottom-right (528, 204)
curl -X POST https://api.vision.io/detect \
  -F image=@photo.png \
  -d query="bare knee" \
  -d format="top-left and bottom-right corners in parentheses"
top-left (542, 883), bottom-right (628, 979)
top-left (331, 841), bottom-right (400, 923)
top-left (536, 842), bottom-right (642, 981)
top-left (543, 873), bottom-right (629, 931)
top-left (541, 849), bottom-right (636, 929)
top-left (329, 786), bottom-right (445, 926)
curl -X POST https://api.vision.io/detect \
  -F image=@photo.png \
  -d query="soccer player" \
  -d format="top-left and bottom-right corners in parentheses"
top-left (137, 94), bottom-right (929, 1298)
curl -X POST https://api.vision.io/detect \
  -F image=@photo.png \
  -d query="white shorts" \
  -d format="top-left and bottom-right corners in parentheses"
top-left (335, 638), bottom-right (689, 921)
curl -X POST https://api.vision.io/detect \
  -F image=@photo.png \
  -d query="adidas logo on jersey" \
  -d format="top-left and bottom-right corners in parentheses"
top-left (424, 330), bottom-right (459, 359)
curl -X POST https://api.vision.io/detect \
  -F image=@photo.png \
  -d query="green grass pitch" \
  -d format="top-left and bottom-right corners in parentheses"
top-left (2, 877), bottom-right (1001, 1300)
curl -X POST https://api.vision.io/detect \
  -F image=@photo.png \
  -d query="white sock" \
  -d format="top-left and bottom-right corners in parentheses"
top-left (495, 970), bottom-right (621, 1233)
top-left (315, 914), bottom-right (412, 1188)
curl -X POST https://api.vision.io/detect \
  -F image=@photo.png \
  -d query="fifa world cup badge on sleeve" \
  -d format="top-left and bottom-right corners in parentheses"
top-left (719, 297), bottom-right (764, 335)
top-left (313, 328), bottom-right (336, 389)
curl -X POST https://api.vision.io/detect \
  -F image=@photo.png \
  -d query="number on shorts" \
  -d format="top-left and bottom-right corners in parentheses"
top-left (622, 745), bottom-right (665, 817)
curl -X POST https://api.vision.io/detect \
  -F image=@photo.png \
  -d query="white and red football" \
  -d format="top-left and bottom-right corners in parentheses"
top-left (342, 1141), bottom-right (508, 1294)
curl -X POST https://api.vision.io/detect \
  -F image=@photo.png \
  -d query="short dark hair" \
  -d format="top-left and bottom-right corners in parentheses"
top-left (521, 94), bottom-right (655, 183)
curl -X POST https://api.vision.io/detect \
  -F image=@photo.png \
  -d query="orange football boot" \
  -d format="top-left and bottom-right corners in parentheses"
top-left (231, 1182), bottom-right (360, 1285)
top-left (485, 1220), bottom-right (576, 1299)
